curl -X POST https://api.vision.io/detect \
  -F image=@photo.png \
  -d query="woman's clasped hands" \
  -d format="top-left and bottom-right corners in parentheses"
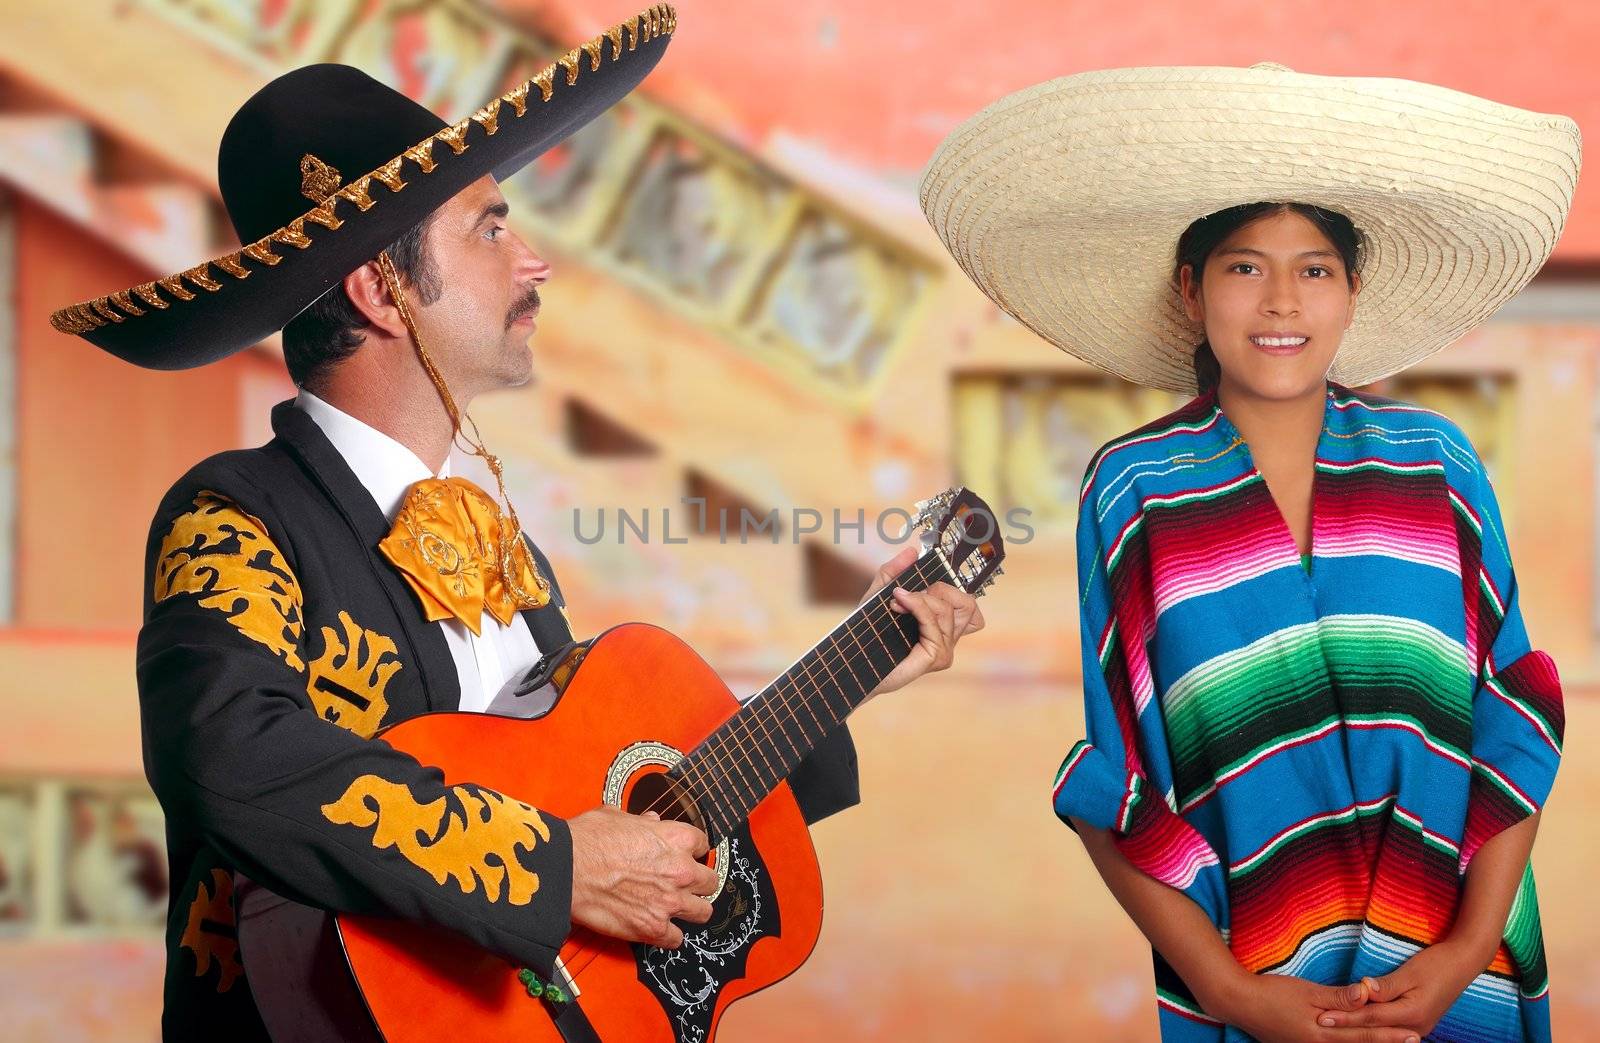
top-left (1208, 943), bottom-right (1482, 1043)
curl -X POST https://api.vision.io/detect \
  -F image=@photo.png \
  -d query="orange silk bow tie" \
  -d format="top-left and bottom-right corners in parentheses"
top-left (378, 476), bottom-right (551, 635)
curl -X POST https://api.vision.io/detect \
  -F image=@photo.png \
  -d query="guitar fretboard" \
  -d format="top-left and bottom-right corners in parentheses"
top-left (669, 551), bottom-right (951, 840)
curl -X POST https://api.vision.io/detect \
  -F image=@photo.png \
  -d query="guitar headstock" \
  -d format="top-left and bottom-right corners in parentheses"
top-left (909, 487), bottom-right (1006, 597)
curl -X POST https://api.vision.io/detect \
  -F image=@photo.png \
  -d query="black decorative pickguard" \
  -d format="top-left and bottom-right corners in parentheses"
top-left (633, 828), bottom-right (781, 1042)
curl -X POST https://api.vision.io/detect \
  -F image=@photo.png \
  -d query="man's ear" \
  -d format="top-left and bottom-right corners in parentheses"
top-left (342, 260), bottom-right (407, 339)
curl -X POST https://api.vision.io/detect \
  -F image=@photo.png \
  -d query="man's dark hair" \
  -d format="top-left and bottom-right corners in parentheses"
top-left (1173, 202), bottom-right (1363, 394)
top-left (281, 213), bottom-right (443, 390)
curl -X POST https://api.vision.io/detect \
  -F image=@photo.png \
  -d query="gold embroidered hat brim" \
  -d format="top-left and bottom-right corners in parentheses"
top-left (51, 4), bottom-right (678, 370)
top-left (918, 63), bottom-right (1582, 392)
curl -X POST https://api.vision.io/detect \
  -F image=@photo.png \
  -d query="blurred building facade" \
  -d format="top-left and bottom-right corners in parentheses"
top-left (1, 1), bottom-right (1597, 1040)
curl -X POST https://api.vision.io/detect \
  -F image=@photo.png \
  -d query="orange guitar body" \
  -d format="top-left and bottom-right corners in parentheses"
top-left (333, 622), bottom-right (823, 1042)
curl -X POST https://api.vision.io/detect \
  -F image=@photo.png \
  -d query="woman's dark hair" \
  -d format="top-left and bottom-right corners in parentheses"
top-left (281, 212), bottom-right (442, 391)
top-left (1174, 202), bottom-right (1362, 394)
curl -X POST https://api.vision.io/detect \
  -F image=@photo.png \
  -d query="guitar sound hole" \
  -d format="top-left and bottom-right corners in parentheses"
top-left (625, 769), bottom-right (708, 836)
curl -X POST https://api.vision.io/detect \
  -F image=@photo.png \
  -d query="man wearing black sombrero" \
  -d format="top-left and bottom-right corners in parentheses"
top-left (50, 6), bottom-right (984, 1038)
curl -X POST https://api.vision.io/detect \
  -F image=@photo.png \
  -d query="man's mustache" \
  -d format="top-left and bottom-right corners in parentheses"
top-left (506, 286), bottom-right (541, 330)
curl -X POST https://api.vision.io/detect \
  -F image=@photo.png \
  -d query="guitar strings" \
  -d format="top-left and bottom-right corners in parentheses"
top-left (657, 553), bottom-right (950, 826)
top-left (641, 552), bottom-right (952, 827)
top-left (555, 552), bottom-right (982, 983)
top-left (595, 554), bottom-right (937, 847)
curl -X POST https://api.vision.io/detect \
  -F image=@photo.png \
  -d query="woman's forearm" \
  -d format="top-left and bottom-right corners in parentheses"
top-left (1069, 816), bottom-right (1248, 1018)
top-left (1445, 811), bottom-right (1541, 966)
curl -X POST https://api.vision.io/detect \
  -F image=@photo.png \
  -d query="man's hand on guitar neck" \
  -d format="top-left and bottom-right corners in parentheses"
top-left (567, 806), bottom-right (720, 949)
top-left (861, 545), bottom-right (986, 700)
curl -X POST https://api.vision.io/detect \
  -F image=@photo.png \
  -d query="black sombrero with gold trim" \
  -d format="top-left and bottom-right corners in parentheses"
top-left (51, 4), bottom-right (677, 370)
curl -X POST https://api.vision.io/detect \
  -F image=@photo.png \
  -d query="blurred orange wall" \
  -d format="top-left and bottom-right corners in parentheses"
top-left (12, 200), bottom-right (285, 631)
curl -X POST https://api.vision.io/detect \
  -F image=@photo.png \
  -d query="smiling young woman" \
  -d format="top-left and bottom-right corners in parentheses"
top-left (1175, 202), bottom-right (1363, 562)
top-left (919, 63), bottom-right (1580, 1043)
top-left (1064, 199), bottom-right (1558, 1043)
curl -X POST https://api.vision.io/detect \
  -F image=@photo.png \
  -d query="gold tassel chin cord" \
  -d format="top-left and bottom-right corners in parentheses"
top-left (375, 250), bottom-right (550, 621)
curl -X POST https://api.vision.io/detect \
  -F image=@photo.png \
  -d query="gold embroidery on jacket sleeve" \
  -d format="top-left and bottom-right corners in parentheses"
top-left (180, 867), bottom-right (243, 993)
top-left (320, 775), bottom-right (551, 905)
top-left (154, 492), bottom-right (305, 671)
top-left (306, 611), bottom-right (402, 738)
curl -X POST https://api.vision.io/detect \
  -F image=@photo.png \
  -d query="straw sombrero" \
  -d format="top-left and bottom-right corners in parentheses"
top-left (918, 63), bottom-right (1582, 393)
top-left (50, 4), bottom-right (676, 370)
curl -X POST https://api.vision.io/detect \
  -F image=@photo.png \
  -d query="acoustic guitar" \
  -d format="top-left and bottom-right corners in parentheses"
top-left (237, 487), bottom-right (1005, 1042)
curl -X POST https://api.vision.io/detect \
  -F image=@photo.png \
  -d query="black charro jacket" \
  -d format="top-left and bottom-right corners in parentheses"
top-left (138, 401), bottom-right (860, 1040)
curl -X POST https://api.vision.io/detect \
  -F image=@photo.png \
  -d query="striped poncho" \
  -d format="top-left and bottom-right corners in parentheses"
top-left (1052, 381), bottom-right (1564, 1042)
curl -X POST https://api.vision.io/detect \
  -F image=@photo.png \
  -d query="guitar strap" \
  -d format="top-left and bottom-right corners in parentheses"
top-left (522, 588), bottom-right (575, 651)
top-left (523, 537), bottom-right (576, 651)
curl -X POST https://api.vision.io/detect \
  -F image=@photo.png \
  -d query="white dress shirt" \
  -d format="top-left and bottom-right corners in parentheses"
top-left (295, 390), bottom-right (542, 712)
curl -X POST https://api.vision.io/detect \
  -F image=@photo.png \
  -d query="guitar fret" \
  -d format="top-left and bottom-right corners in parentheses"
top-left (740, 710), bottom-right (785, 785)
top-left (819, 632), bottom-right (867, 695)
top-left (792, 676), bottom-right (829, 737)
top-left (768, 683), bottom-right (819, 750)
top-left (759, 698), bottom-right (808, 774)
